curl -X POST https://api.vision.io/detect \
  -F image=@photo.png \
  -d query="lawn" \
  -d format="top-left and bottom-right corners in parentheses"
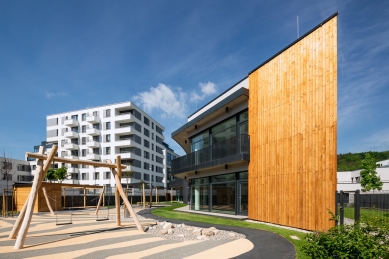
top-left (152, 203), bottom-right (310, 259)
top-left (344, 207), bottom-right (389, 222)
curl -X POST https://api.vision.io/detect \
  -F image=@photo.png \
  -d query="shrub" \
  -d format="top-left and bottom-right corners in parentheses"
top-left (302, 218), bottom-right (389, 259)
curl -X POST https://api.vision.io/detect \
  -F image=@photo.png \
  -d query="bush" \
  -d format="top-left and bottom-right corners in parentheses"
top-left (302, 218), bottom-right (389, 259)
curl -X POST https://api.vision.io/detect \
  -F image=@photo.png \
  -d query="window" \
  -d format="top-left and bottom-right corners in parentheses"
top-left (151, 133), bottom-right (154, 140)
top-left (105, 109), bottom-right (111, 118)
top-left (82, 113), bottom-right (86, 121)
top-left (32, 165), bottom-right (36, 170)
top-left (156, 166), bottom-right (163, 173)
top-left (143, 162), bottom-right (150, 170)
top-left (152, 144), bottom-right (154, 151)
top-left (93, 111), bottom-right (98, 116)
top-left (82, 137), bottom-right (86, 145)
top-left (81, 173), bottom-right (89, 180)
top-left (152, 154), bottom-right (154, 161)
top-left (106, 122), bottom-right (111, 130)
top-left (156, 135), bottom-right (163, 144)
top-left (106, 134), bottom-right (111, 142)
top-left (93, 148), bottom-right (99, 155)
top-left (106, 147), bottom-right (111, 155)
top-left (152, 122), bottom-right (154, 129)
top-left (82, 125), bottom-right (86, 133)
top-left (144, 151), bottom-right (150, 159)
top-left (93, 136), bottom-right (99, 142)
top-left (156, 156), bottom-right (163, 164)
top-left (144, 139), bottom-right (149, 148)
top-left (93, 123), bottom-right (100, 130)
top-left (120, 147), bottom-right (132, 153)
top-left (156, 125), bottom-right (163, 135)
top-left (104, 172), bottom-right (111, 179)
top-left (156, 146), bottom-right (163, 154)
top-left (94, 172), bottom-right (100, 180)
top-left (167, 153), bottom-right (172, 166)
top-left (81, 149), bottom-right (86, 157)
top-left (144, 116), bottom-right (150, 126)
top-left (151, 164), bottom-right (154, 171)
top-left (71, 115), bottom-right (78, 120)
top-left (144, 128), bottom-right (149, 137)
top-left (143, 173), bottom-right (150, 181)
top-left (71, 127), bottom-right (78, 133)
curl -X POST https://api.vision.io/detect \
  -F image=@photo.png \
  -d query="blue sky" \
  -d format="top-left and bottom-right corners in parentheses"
top-left (0, 0), bottom-right (388, 159)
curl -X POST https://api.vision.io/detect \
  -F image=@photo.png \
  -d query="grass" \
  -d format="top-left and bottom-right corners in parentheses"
top-left (344, 207), bottom-right (389, 222)
top-left (152, 203), bottom-right (309, 259)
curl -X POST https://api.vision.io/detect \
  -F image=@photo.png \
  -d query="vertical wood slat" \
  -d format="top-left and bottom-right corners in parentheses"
top-left (248, 16), bottom-right (337, 231)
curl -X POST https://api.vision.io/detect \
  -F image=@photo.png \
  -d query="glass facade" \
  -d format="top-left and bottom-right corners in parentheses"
top-left (190, 172), bottom-right (248, 215)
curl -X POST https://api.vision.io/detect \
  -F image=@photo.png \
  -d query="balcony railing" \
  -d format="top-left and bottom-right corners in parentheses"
top-left (171, 134), bottom-right (250, 175)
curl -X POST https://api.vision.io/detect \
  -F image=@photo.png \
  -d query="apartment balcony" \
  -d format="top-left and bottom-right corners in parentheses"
top-left (168, 178), bottom-right (185, 188)
top-left (115, 139), bottom-right (135, 147)
top-left (64, 119), bottom-right (78, 127)
top-left (64, 155), bottom-right (78, 159)
top-left (64, 131), bottom-right (78, 138)
top-left (67, 168), bottom-right (80, 174)
top-left (86, 128), bottom-right (100, 136)
top-left (86, 141), bottom-right (100, 148)
top-left (63, 143), bottom-right (78, 150)
top-left (122, 165), bottom-right (134, 172)
top-left (115, 113), bottom-right (135, 122)
top-left (171, 134), bottom-right (250, 175)
top-left (86, 115), bottom-right (100, 124)
top-left (118, 152), bottom-right (135, 159)
top-left (115, 126), bottom-right (135, 134)
top-left (86, 153), bottom-right (100, 160)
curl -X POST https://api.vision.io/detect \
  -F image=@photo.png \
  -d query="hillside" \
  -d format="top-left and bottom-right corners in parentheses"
top-left (337, 150), bottom-right (389, 171)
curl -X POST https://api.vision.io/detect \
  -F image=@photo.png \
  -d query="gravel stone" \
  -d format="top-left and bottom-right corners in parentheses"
top-left (145, 221), bottom-right (246, 241)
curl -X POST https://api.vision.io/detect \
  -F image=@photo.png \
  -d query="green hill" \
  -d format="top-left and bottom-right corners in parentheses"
top-left (337, 150), bottom-right (389, 171)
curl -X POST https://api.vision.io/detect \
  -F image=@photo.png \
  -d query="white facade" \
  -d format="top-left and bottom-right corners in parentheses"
top-left (162, 143), bottom-right (179, 188)
top-left (43, 101), bottom-right (168, 188)
top-left (337, 159), bottom-right (389, 192)
top-left (0, 157), bottom-right (33, 194)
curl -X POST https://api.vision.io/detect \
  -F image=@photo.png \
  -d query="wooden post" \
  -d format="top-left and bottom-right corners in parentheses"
top-left (142, 183), bottom-right (145, 209)
top-left (9, 146), bottom-right (46, 239)
top-left (14, 146), bottom-right (58, 250)
top-left (156, 187), bottom-right (158, 203)
top-left (115, 156), bottom-right (122, 227)
top-left (95, 186), bottom-right (105, 215)
top-left (130, 188), bottom-right (133, 205)
top-left (83, 187), bottom-right (86, 209)
top-left (42, 187), bottom-right (55, 216)
top-left (107, 159), bottom-right (143, 232)
top-left (171, 188), bottom-right (173, 203)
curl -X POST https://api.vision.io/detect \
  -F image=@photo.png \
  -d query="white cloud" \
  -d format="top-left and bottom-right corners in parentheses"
top-left (133, 84), bottom-right (188, 118)
top-left (190, 81), bottom-right (217, 102)
top-left (351, 128), bottom-right (389, 153)
top-left (45, 91), bottom-right (67, 99)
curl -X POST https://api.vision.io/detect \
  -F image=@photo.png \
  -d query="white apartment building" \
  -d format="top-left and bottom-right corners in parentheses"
top-left (337, 159), bottom-right (389, 192)
top-left (44, 101), bottom-right (169, 189)
top-left (0, 157), bottom-right (33, 194)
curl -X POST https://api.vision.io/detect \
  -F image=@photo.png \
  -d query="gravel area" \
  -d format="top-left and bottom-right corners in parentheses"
top-left (145, 221), bottom-right (246, 241)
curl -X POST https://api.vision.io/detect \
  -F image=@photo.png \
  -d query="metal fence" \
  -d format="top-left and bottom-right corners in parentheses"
top-left (337, 190), bottom-right (389, 225)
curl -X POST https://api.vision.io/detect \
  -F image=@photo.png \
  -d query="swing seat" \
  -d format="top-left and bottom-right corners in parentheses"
top-left (56, 222), bottom-right (73, 226)
top-left (96, 218), bottom-right (109, 221)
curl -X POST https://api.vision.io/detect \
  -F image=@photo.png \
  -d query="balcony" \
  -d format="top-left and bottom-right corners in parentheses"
top-left (118, 152), bottom-right (135, 159)
top-left (86, 141), bottom-right (100, 148)
top-left (86, 153), bottom-right (100, 160)
top-left (67, 168), bottom-right (79, 174)
top-left (171, 134), bottom-right (250, 175)
top-left (115, 126), bottom-right (135, 134)
top-left (64, 155), bottom-right (78, 159)
top-left (64, 131), bottom-right (78, 138)
top-left (115, 112), bottom-right (135, 122)
top-left (115, 139), bottom-right (135, 147)
top-left (64, 119), bottom-right (78, 127)
top-left (63, 143), bottom-right (78, 150)
top-left (86, 115), bottom-right (100, 124)
top-left (86, 128), bottom-right (100, 136)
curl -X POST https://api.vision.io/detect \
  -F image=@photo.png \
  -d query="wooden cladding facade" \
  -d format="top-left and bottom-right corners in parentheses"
top-left (248, 16), bottom-right (337, 231)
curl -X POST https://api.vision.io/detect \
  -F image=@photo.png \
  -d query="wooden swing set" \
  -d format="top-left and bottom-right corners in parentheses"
top-left (8, 145), bottom-right (143, 250)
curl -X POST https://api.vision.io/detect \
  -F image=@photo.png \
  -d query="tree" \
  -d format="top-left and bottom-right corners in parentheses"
top-left (0, 151), bottom-right (15, 216)
top-left (360, 153), bottom-right (383, 192)
top-left (55, 166), bottom-right (68, 182)
top-left (122, 169), bottom-right (134, 191)
top-left (46, 168), bottom-right (56, 182)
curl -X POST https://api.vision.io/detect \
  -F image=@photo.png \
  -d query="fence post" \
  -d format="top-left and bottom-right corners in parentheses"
top-left (354, 190), bottom-right (360, 222)
top-left (340, 190), bottom-right (344, 225)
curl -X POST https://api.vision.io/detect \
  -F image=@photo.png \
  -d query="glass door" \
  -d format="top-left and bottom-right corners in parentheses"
top-left (237, 181), bottom-right (248, 215)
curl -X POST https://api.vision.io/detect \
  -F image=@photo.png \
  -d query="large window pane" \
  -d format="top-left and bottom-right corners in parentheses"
top-left (211, 173), bottom-right (236, 183)
top-left (212, 126), bottom-right (236, 144)
top-left (191, 185), bottom-right (209, 211)
top-left (211, 182), bottom-right (235, 214)
top-left (211, 117), bottom-right (236, 134)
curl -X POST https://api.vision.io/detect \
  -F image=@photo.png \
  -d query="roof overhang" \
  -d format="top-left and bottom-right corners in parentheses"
top-left (172, 87), bottom-right (249, 153)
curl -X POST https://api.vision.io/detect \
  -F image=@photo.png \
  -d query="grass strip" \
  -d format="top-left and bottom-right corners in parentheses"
top-left (152, 203), bottom-right (309, 259)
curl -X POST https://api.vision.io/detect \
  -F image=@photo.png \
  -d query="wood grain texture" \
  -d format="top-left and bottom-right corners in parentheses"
top-left (248, 16), bottom-right (337, 231)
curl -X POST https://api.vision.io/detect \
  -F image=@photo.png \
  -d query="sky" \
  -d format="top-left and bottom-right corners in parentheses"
top-left (0, 0), bottom-right (388, 160)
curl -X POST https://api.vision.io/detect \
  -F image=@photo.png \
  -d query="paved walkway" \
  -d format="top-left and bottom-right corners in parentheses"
top-left (0, 207), bottom-right (295, 258)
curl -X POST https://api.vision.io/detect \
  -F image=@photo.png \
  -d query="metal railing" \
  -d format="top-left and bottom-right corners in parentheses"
top-left (172, 134), bottom-right (249, 173)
